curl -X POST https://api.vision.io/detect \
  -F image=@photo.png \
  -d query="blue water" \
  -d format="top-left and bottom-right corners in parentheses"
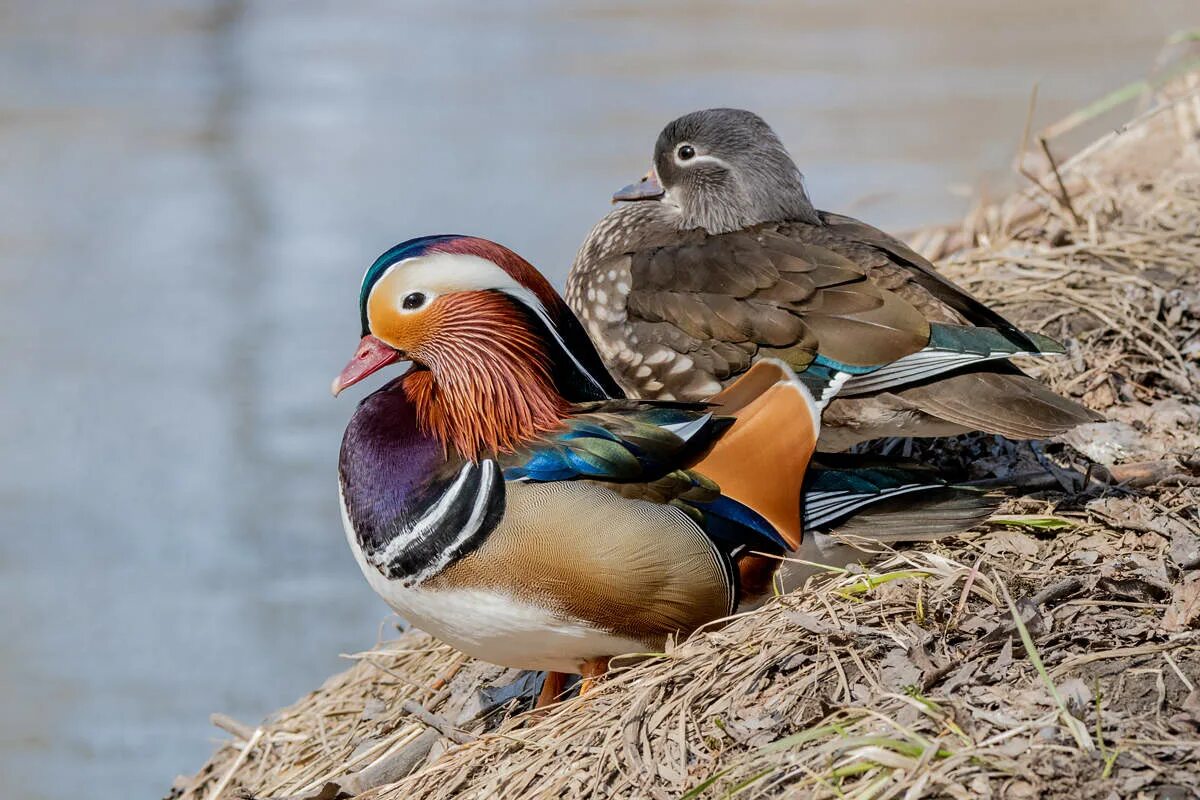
top-left (0, 2), bottom-right (1194, 797)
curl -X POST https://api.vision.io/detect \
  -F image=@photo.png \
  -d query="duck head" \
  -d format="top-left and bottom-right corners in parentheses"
top-left (613, 108), bottom-right (820, 233)
top-left (332, 235), bottom-right (622, 459)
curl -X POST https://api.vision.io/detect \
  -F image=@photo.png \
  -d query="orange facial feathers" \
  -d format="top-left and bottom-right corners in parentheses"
top-left (400, 292), bottom-right (569, 462)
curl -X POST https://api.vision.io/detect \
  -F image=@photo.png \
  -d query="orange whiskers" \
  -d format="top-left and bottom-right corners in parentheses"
top-left (403, 293), bottom-right (569, 461)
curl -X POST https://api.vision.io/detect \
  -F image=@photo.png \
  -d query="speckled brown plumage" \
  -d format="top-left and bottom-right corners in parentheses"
top-left (567, 109), bottom-right (1100, 449)
top-left (567, 212), bottom-right (962, 400)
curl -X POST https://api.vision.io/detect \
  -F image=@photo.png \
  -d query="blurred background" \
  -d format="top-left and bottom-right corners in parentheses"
top-left (0, 2), bottom-right (1195, 798)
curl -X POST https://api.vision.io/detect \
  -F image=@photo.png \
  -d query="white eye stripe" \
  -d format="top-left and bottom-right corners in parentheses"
top-left (365, 252), bottom-right (504, 329)
top-left (364, 251), bottom-right (612, 396)
top-left (674, 151), bottom-right (733, 170)
top-left (379, 253), bottom-right (523, 295)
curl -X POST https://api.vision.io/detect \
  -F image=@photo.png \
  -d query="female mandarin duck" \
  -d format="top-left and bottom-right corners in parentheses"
top-left (332, 235), bottom-right (995, 705)
top-left (566, 108), bottom-right (1101, 451)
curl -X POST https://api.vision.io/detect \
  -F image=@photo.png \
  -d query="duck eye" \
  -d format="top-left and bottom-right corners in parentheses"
top-left (401, 292), bottom-right (426, 310)
top-left (676, 144), bottom-right (696, 161)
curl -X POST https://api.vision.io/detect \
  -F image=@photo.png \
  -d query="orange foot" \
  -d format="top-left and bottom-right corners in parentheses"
top-left (535, 671), bottom-right (568, 709)
top-left (578, 656), bottom-right (610, 696)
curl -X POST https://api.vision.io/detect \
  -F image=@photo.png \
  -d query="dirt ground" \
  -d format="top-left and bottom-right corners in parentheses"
top-left (171, 62), bottom-right (1200, 800)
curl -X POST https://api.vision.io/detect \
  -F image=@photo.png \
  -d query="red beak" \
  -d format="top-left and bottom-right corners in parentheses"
top-left (331, 335), bottom-right (402, 397)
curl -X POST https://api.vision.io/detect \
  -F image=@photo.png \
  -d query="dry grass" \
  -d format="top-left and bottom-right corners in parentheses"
top-left (171, 59), bottom-right (1200, 800)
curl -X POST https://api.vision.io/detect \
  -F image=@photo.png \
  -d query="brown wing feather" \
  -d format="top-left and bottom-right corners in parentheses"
top-left (798, 286), bottom-right (931, 367)
top-left (622, 230), bottom-right (933, 389)
top-left (812, 211), bottom-right (1031, 340)
top-left (567, 205), bottom-right (1091, 448)
top-left (894, 370), bottom-right (1103, 439)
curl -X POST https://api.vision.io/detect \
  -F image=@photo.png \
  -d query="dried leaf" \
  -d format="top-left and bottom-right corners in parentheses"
top-left (983, 529), bottom-right (1041, 557)
top-left (1162, 578), bottom-right (1200, 632)
top-left (879, 647), bottom-right (922, 689)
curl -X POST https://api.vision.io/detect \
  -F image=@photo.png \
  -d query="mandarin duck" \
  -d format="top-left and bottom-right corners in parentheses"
top-left (332, 235), bottom-right (996, 705)
top-left (566, 108), bottom-right (1102, 451)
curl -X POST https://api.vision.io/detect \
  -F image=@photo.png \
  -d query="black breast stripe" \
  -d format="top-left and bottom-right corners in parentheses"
top-left (361, 460), bottom-right (505, 586)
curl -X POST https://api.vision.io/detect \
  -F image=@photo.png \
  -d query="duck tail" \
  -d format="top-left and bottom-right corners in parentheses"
top-left (803, 454), bottom-right (998, 541)
top-left (748, 456), bottom-right (1000, 597)
top-left (893, 366), bottom-right (1103, 441)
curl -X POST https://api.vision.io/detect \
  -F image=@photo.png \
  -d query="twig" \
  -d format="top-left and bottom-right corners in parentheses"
top-left (401, 700), bottom-right (477, 745)
top-left (1031, 577), bottom-right (1086, 608)
top-left (950, 555), bottom-right (984, 627)
top-left (1017, 82), bottom-right (1039, 169)
top-left (1162, 651), bottom-right (1196, 694)
top-left (210, 713), bottom-right (256, 743)
top-left (1041, 136), bottom-right (1089, 226)
top-left (967, 459), bottom-right (1188, 492)
top-left (429, 653), bottom-right (468, 692)
top-left (261, 732), bottom-right (442, 800)
top-left (1043, 137), bottom-right (1085, 226)
top-left (1050, 638), bottom-right (1199, 679)
top-left (207, 726), bottom-right (263, 800)
top-left (343, 727), bottom-right (441, 794)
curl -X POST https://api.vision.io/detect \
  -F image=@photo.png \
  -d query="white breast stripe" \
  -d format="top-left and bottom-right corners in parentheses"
top-left (371, 462), bottom-right (474, 568)
top-left (409, 459), bottom-right (498, 585)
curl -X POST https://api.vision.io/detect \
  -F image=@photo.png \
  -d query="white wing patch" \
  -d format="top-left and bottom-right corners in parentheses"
top-left (803, 483), bottom-right (933, 529)
top-left (816, 370), bottom-right (851, 409)
top-left (660, 412), bottom-right (713, 443)
top-left (838, 345), bottom-right (1049, 396)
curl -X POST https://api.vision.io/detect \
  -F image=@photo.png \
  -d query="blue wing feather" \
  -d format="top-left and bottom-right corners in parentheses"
top-left (503, 402), bottom-right (793, 556)
top-left (558, 422), bottom-right (621, 442)
top-left (690, 495), bottom-right (791, 552)
top-left (510, 407), bottom-right (717, 483)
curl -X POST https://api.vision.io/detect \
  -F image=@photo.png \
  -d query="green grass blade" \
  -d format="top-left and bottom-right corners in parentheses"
top-left (997, 579), bottom-right (1095, 751)
top-left (987, 515), bottom-right (1074, 531)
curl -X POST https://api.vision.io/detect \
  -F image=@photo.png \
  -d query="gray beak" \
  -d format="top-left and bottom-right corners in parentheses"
top-left (612, 169), bottom-right (665, 203)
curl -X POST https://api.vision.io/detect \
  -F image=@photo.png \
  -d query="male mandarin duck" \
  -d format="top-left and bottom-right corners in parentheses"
top-left (566, 108), bottom-right (1101, 451)
top-left (332, 235), bottom-right (996, 705)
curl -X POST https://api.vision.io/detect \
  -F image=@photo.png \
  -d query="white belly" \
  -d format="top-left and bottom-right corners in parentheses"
top-left (340, 489), bottom-right (645, 673)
